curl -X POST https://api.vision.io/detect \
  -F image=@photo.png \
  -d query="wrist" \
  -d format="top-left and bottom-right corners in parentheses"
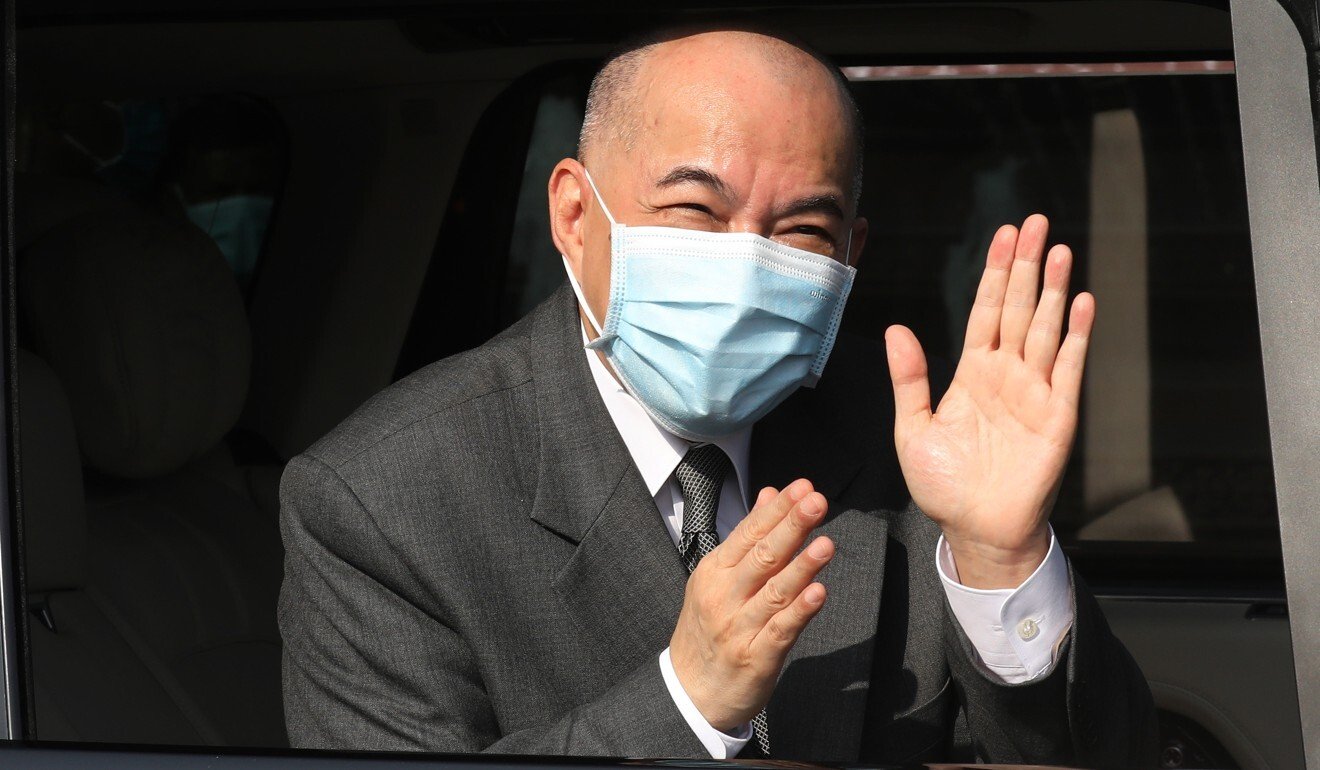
top-left (659, 648), bottom-right (752, 758)
top-left (668, 647), bottom-right (740, 731)
top-left (687, 684), bottom-right (741, 732)
top-left (943, 527), bottom-right (1051, 589)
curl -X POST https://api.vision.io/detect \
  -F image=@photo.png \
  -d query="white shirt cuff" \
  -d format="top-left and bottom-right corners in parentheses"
top-left (936, 529), bottom-right (1075, 684)
top-left (658, 647), bottom-right (752, 758)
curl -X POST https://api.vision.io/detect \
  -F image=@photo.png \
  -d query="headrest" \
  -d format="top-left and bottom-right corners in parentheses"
top-left (15, 174), bottom-right (142, 252)
top-left (18, 184), bottom-right (251, 479)
top-left (18, 349), bottom-right (87, 593)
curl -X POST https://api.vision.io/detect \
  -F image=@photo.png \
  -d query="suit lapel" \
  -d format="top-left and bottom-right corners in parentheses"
top-left (751, 385), bottom-right (890, 762)
top-left (552, 477), bottom-right (689, 681)
top-left (527, 285), bottom-right (688, 681)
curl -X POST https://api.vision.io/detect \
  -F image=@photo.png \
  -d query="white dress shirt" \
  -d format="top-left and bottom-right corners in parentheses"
top-left (581, 327), bottom-right (1074, 758)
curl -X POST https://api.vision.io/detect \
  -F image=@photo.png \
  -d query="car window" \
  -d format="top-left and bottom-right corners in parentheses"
top-left (432, 61), bottom-right (1278, 591)
top-left (16, 95), bottom-right (286, 295)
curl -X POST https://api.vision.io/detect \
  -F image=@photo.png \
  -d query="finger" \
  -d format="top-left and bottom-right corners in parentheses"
top-left (745, 536), bottom-right (834, 625)
top-left (1050, 292), bottom-right (1096, 407)
top-left (999, 214), bottom-right (1050, 355)
top-left (1024, 244), bottom-right (1073, 375)
top-left (751, 582), bottom-right (827, 655)
top-left (885, 325), bottom-right (932, 442)
top-left (733, 491), bottom-right (828, 598)
top-left (963, 224), bottom-right (1017, 350)
top-left (716, 481), bottom-right (811, 567)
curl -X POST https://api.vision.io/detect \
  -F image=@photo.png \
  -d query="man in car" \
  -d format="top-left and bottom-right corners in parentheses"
top-left (278, 25), bottom-right (1156, 766)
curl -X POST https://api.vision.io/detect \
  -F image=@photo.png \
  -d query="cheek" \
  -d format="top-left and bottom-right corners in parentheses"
top-left (581, 221), bottom-right (615, 321)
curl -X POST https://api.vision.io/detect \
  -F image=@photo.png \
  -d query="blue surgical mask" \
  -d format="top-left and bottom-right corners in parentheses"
top-left (185, 194), bottom-right (275, 286)
top-left (563, 169), bottom-right (856, 442)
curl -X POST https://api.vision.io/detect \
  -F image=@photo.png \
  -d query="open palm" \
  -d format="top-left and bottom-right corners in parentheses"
top-left (885, 215), bottom-right (1095, 588)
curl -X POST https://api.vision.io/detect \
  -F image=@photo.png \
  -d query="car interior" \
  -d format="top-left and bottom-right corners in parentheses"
top-left (9, 1), bottom-right (1302, 768)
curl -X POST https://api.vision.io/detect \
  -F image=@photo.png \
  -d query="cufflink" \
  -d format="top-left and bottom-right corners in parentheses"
top-left (1016, 618), bottom-right (1040, 641)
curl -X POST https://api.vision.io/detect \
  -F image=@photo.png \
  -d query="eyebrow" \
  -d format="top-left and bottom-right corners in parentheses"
top-left (654, 165), bottom-right (734, 201)
top-left (780, 194), bottom-right (845, 221)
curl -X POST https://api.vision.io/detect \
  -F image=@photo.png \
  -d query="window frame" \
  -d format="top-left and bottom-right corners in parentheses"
top-left (1228, 0), bottom-right (1320, 759)
top-left (1, 0), bottom-right (21, 742)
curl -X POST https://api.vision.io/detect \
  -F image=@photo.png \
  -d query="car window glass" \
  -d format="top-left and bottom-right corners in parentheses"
top-left (505, 74), bottom-right (588, 326)
top-left (13, 92), bottom-right (291, 748)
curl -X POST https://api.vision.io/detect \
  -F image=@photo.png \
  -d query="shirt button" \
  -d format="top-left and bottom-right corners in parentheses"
top-left (1017, 618), bottom-right (1040, 641)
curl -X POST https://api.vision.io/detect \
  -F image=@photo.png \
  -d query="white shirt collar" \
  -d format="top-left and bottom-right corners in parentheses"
top-left (581, 324), bottom-right (752, 508)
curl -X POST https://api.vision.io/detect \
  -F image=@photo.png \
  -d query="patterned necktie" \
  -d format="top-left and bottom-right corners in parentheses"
top-left (675, 443), bottom-right (729, 571)
top-left (673, 444), bottom-right (772, 758)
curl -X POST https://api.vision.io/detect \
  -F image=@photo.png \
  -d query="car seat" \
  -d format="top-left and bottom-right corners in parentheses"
top-left (16, 174), bottom-right (287, 746)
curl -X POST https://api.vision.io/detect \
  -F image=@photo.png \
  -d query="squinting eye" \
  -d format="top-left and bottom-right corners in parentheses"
top-left (792, 226), bottom-right (834, 241)
top-left (672, 203), bottom-right (715, 216)
top-left (777, 229), bottom-right (840, 258)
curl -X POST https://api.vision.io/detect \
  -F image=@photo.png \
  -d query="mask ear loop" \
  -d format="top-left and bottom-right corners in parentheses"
top-left (561, 254), bottom-right (609, 343)
top-left (562, 167), bottom-right (617, 347)
top-left (844, 227), bottom-right (855, 267)
top-left (581, 167), bottom-right (619, 227)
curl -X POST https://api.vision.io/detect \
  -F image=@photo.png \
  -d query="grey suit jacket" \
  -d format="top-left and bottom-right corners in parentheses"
top-left (279, 284), bottom-right (1157, 766)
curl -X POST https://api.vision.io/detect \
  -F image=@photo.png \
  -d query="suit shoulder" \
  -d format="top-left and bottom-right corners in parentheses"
top-left (302, 332), bottom-right (535, 472)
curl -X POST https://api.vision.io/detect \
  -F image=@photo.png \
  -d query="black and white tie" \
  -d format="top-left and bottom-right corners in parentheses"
top-left (674, 444), bottom-right (772, 758)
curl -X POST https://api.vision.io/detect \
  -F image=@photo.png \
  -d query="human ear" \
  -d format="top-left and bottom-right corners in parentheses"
top-left (847, 216), bottom-right (869, 270)
top-left (548, 158), bottom-right (588, 273)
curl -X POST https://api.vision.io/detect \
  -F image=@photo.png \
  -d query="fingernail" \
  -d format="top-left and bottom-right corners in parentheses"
top-left (806, 587), bottom-right (825, 606)
top-left (809, 538), bottom-right (832, 558)
top-left (798, 497), bottom-right (820, 518)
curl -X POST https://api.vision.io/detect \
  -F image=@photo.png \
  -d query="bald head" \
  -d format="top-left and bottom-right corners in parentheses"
top-left (578, 28), bottom-right (864, 206)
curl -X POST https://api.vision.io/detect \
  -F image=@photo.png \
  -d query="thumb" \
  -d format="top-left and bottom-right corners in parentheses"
top-left (885, 325), bottom-right (933, 439)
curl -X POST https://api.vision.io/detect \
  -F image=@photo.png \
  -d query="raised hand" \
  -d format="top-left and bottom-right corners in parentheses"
top-left (884, 215), bottom-right (1095, 589)
top-left (669, 479), bottom-right (834, 731)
